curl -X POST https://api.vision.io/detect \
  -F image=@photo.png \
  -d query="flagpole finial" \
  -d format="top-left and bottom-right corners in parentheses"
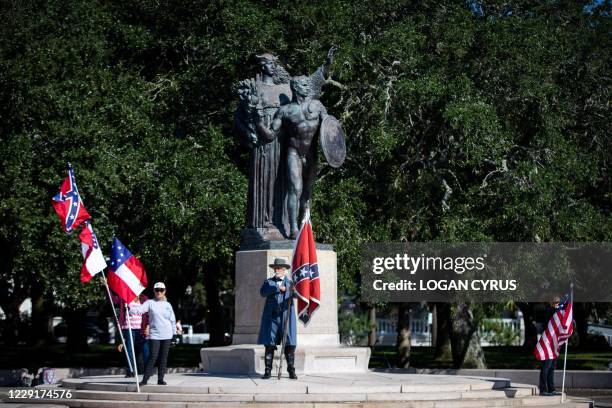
top-left (302, 208), bottom-right (311, 224)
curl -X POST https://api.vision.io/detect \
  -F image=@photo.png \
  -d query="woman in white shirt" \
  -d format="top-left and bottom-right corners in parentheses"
top-left (129, 282), bottom-right (176, 386)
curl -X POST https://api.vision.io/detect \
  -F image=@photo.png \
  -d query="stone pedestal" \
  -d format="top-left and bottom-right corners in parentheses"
top-left (200, 246), bottom-right (371, 374)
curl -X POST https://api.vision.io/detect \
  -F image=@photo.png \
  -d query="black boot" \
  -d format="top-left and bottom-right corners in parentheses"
top-left (285, 345), bottom-right (297, 380)
top-left (262, 346), bottom-right (275, 379)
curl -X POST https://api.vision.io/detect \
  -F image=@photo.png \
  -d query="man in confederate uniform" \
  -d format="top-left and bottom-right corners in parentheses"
top-left (257, 258), bottom-right (297, 379)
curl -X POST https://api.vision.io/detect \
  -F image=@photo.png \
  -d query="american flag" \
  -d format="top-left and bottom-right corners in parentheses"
top-left (51, 163), bottom-right (91, 233)
top-left (534, 296), bottom-right (574, 360)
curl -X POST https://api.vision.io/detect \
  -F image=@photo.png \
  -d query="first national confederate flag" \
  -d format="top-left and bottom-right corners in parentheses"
top-left (107, 237), bottom-right (148, 303)
top-left (534, 296), bottom-right (574, 360)
top-left (291, 211), bottom-right (321, 326)
top-left (51, 163), bottom-right (91, 233)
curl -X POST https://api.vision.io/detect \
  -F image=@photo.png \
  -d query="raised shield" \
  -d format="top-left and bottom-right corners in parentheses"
top-left (320, 116), bottom-right (346, 168)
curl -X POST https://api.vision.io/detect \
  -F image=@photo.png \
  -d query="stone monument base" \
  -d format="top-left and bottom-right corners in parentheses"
top-left (200, 344), bottom-right (371, 375)
top-left (213, 243), bottom-right (371, 375)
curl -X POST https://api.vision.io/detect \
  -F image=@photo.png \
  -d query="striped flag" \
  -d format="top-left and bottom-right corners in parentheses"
top-left (107, 237), bottom-right (148, 303)
top-left (534, 297), bottom-right (574, 360)
top-left (78, 221), bottom-right (107, 282)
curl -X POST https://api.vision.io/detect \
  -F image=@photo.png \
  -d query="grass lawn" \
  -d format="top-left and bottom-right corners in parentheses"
top-left (1, 344), bottom-right (610, 371)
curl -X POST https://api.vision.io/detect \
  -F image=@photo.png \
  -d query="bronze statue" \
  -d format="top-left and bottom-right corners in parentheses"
top-left (234, 47), bottom-right (345, 243)
top-left (233, 54), bottom-right (292, 239)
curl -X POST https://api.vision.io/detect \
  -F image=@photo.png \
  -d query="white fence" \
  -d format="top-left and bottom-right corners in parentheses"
top-left (375, 314), bottom-right (525, 346)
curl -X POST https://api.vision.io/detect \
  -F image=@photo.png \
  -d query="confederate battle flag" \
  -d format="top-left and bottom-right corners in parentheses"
top-left (291, 211), bottom-right (321, 326)
top-left (51, 163), bottom-right (91, 233)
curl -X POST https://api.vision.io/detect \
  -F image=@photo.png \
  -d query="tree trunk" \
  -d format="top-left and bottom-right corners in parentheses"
top-left (431, 303), bottom-right (437, 346)
top-left (517, 302), bottom-right (537, 350)
top-left (450, 303), bottom-right (486, 369)
top-left (66, 308), bottom-right (89, 352)
top-left (434, 302), bottom-right (452, 361)
top-left (0, 285), bottom-right (27, 346)
top-left (396, 303), bottom-right (410, 368)
top-left (203, 263), bottom-right (225, 346)
top-left (0, 303), bottom-right (21, 346)
top-left (367, 306), bottom-right (377, 347)
top-left (30, 284), bottom-right (54, 346)
top-left (573, 302), bottom-right (589, 347)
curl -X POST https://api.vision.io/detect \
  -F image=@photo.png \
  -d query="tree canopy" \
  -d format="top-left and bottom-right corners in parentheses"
top-left (0, 0), bottom-right (609, 347)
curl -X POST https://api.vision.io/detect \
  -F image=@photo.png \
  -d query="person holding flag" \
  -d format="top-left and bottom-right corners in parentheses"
top-left (257, 210), bottom-right (322, 380)
top-left (257, 258), bottom-right (297, 379)
top-left (129, 282), bottom-right (177, 386)
top-left (534, 294), bottom-right (574, 396)
top-left (113, 293), bottom-right (149, 378)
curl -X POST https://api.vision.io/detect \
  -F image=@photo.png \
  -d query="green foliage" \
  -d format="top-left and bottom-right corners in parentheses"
top-left (479, 319), bottom-right (520, 346)
top-left (338, 310), bottom-right (369, 346)
top-left (0, 0), bottom-right (609, 338)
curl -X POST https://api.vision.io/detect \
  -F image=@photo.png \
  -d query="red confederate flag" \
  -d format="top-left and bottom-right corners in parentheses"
top-left (51, 163), bottom-right (91, 233)
top-left (79, 221), bottom-right (107, 283)
top-left (291, 212), bottom-right (320, 326)
top-left (107, 237), bottom-right (148, 303)
top-left (534, 296), bottom-right (574, 360)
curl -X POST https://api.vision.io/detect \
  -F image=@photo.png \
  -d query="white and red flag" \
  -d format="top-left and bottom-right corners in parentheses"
top-left (107, 237), bottom-right (148, 303)
top-left (51, 163), bottom-right (91, 233)
top-left (291, 212), bottom-right (320, 326)
top-left (78, 221), bottom-right (107, 283)
top-left (534, 297), bottom-right (574, 360)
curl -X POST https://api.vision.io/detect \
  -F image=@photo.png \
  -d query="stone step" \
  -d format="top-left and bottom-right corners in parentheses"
top-left (0, 397), bottom-right (593, 408)
top-left (62, 377), bottom-right (511, 394)
top-left (70, 387), bottom-right (535, 402)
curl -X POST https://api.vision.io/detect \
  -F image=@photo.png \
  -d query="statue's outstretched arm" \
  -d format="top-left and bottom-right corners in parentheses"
top-left (309, 45), bottom-right (338, 99)
top-left (321, 45), bottom-right (338, 79)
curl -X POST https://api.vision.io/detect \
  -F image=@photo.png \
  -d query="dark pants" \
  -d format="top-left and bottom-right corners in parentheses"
top-left (264, 345), bottom-right (296, 373)
top-left (122, 329), bottom-right (144, 373)
top-left (539, 359), bottom-right (556, 394)
top-left (143, 339), bottom-right (171, 382)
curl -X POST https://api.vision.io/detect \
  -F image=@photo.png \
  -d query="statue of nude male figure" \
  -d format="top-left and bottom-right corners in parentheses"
top-left (256, 76), bottom-right (327, 238)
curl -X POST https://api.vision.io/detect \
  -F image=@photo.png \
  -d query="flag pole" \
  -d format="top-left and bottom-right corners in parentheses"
top-left (560, 283), bottom-right (573, 403)
top-left (277, 210), bottom-right (309, 379)
top-left (126, 304), bottom-right (141, 393)
top-left (100, 273), bottom-right (133, 375)
top-left (277, 282), bottom-right (294, 379)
